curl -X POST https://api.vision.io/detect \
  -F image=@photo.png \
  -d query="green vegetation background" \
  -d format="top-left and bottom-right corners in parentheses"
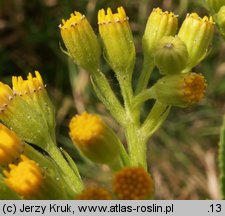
top-left (0, 0), bottom-right (224, 199)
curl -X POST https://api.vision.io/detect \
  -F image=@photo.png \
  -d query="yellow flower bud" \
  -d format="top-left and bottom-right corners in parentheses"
top-left (178, 13), bottom-right (214, 71)
top-left (154, 36), bottom-right (189, 75)
top-left (154, 73), bottom-right (207, 107)
top-left (113, 167), bottom-right (154, 200)
top-left (4, 155), bottom-right (43, 198)
top-left (98, 7), bottom-right (135, 77)
top-left (60, 11), bottom-right (101, 72)
top-left (0, 123), bottom-right (24, 165)
top-left (69, 112), bottom-right (120, 165)
top-left (143, 8), bottom-right (178, 59)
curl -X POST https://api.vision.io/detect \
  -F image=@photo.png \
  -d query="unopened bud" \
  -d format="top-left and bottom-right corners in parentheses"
top-left (178, 13), bottom-right (214, 71)
top-left (143, 8), bottom-right (178, 59)
top-left (98, 7), bottom-right (135, 77)
top-left (60, 12), bottom-right (101, 72)
top-left (154, 36), bottom-right (189, 75)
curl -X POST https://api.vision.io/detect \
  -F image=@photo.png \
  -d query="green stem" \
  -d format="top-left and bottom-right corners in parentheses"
top-left (132, 87), bottom-right (156, 108)
top-left (91, 69), bottom-right (126, 126)
top-left (125, 123), bottom-right (147, 169)
top-left (117, 74), bottom-right (133, 109)
top-left (219, 114), bottom-right (225, 199)
top-left (125, 101), bottom-right (170, 171)
top-left (117, 72), bottom-right (148, 169)
top-left (118, 74), bottom-right (146, 168)
top-left (46, 142), bottom-right (84, 194)
top-left (135, 58), bottom-right (155, 94)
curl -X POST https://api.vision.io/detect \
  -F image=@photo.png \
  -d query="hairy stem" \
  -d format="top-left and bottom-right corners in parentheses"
top-left (219, 115), bottom-right (225, 199)
top-left (135, 58), bottom-right (155, 94)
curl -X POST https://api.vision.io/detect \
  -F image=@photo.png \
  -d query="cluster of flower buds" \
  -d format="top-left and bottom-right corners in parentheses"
top-left (0, 4), bottom-right (216, 200)
top-left (61, 6), bottom-right (214, 108)
top-left (146, 9), bottom-right (213, 107)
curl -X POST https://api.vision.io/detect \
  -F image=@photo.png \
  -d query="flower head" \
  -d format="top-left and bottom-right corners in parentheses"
top-left (12, 71), bottom-right (55, 129)
top-left (113, 167), bottom-right (154, 200)
top-left (0, 72), bottom-right (55, 149)
top-left (4, 155), bottom-right (43, 198)
top-left (69, 112), bottom-right (120, 164)
top-left (98, 7), bottom-right (135, 78)
top-left (60, 11), bottom-right (101, 72)
top-left (77, 186), bottom-right (112, 200)
top-left (143, 8), bottom-right (178, 59)
top-left (154, 73), bottom-right (207, 107)
top-left (0, 123), bottom-right (24, 165)
top-left (178, 13), bottom-right (214, 72)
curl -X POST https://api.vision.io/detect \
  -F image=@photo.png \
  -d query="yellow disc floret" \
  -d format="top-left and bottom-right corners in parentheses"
top-left (69, 112), bottom-right (104, 145)
top-left (152, 7), bottom-right (177, 18)
top-left (98, 7), bottom-right (129, 25)
top-left (69, 112), bottom-right (120, 164)
top-left (60, 11), bottom-right (85, 30)
top-left (187, 13), bottom-right (213, 23)
top-left (12, 71), bottom-right (44, 95)
top-left (4, 155), bottom-right (43, 198)
top-left (0, 123), bottom-right (24, 165)
top-left (181, 73), bottom-right (206, 103)
top-left (77, 186), bottom-right (112, 200)
top-left (113, 167), bottom-right (154, 200)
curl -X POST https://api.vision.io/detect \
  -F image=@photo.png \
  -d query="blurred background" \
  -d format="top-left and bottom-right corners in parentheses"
top-left (0, 0), bottom-right (225, 199)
